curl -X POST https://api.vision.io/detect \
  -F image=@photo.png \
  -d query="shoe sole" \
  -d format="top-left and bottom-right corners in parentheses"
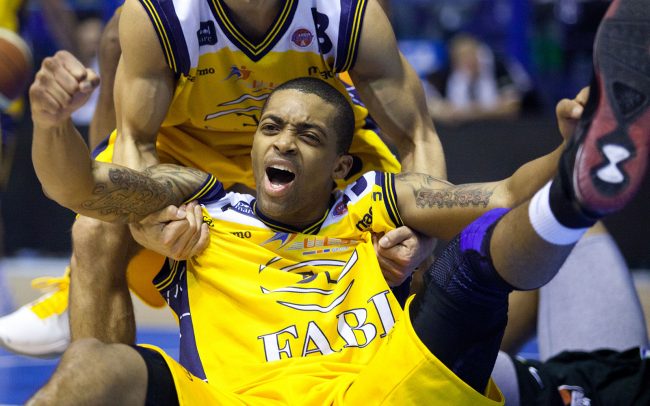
top-left (573, 0), bottom-right (650, 215)
top-left (0, 336), bottom-right (66, 359)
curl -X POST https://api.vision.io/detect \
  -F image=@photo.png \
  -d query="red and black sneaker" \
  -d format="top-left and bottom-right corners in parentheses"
top-left (562, 0), bottom-right (650, 217)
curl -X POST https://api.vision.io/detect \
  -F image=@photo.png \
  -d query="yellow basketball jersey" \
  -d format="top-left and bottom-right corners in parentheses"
top-left (138, 0), bottom-right (400, 188)
top-left (152, 171), bottom-right (502, 404)
top-left (155, 171), bottom-right (401, 385)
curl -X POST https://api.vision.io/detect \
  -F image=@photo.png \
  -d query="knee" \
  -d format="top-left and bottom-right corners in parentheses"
top-left (72, 216), bottom-right (131, 250)
top-left (60, 338), bottom-right (109, 368)
top-left (71, 216), bottom-right (135, 271)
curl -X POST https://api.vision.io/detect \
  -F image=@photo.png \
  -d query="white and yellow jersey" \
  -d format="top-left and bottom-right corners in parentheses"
top-left (154, 171), bottom-right (404, 389)
top-left (137, 0), bottom-right (400, 188)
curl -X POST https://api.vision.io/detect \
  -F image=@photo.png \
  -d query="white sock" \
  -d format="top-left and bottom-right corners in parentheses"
top-left (529, 182), bottom-right (589, 245)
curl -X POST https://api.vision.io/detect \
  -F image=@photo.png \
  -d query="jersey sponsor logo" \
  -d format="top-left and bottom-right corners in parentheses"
top-left (257, 290), bottom-right (396, 362)
top-left (197, 21), bottom-right (218, 46)
top-left (232, 201), bottom-right (254, 215)
top-left (231, 231), bottom-right (252, 239)
top-left (291, 28), bottom-right (314, 47)
top-left (223, 65), bottom-right (253, 82)
top-left (333, 196), bottom-right (349, 216)
top-left (307, 66), bottom-right (334, 80)
top-left (197, 67), bottom-right (216, 76)
top-left (355, 207), bottom-right (372, 231)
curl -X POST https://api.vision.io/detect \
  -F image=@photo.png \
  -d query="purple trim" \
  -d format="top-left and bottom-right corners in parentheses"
top-left (334, 0), bottom-right (367, 72)
top-left (139, 0), bottom-right (190, 75)
top-left (460, 208), bottom-right (510, 253)
top-left (160, 262), bottom-right (208, 380)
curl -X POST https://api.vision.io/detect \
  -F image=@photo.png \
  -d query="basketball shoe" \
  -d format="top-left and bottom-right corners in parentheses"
top-left (553, 0), bottom-right (650, 223)
top-left (0, 270), bottom-right (70, 358)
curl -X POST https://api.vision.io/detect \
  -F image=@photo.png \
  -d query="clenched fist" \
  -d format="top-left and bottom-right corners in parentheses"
top-left (29, 50), bottom-right (100, 129)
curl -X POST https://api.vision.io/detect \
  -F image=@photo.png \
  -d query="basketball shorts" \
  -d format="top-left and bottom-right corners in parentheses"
top-left (136, 298), bottom-right (503, 405)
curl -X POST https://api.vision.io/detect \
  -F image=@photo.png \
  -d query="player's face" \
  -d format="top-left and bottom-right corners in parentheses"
top-left (251, 89), bottom-right (352, 227)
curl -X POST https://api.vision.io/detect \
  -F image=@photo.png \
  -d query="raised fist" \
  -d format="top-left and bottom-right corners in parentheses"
top-left (29, 50), bottom-right (100, 129)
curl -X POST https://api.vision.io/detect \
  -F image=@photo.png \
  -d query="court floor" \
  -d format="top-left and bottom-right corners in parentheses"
top-left (0, 328), bottom-right (179, 405)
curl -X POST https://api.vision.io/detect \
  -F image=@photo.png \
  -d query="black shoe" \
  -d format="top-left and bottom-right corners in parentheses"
top-left (561, 0), bottom-right (650, 218)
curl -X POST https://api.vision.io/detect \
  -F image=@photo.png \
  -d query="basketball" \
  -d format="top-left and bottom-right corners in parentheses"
top-left (0, 28), bottom-right (33, 109)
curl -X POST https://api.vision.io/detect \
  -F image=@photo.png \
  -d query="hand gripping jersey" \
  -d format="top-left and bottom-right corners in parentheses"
top-left (150, 172), bottom-right (503, 405)
top-left (137, 0), bottom-right (400, 188)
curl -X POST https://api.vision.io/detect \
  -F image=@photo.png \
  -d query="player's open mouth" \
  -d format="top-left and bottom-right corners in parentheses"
top-left (264, 165), bottom-right (296, 195)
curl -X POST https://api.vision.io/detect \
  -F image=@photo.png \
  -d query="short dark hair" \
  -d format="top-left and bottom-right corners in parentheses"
top-left (262, 77), bottom-right (355, 154)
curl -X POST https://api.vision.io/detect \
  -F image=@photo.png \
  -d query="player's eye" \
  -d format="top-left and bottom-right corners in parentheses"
top-left (301, 132), bottom-right (321, 145)
top-left (261, 123), bottom-right (280, 134)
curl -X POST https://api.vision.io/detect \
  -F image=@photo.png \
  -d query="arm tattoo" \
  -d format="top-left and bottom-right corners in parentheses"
top-left (80, 164), bottom-right (206, 222)
top-left (414, 185), bottom-right (493, 209)
top-left (397, 172), bottom-right (493, 209)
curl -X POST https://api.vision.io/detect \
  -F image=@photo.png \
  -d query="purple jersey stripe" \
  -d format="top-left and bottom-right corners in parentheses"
top-left (141, 0), bottom-right (191, 75)
top-left (334, 0), bottom-right (367, 72)
top-left (160, 261), bottom-right (208, 380)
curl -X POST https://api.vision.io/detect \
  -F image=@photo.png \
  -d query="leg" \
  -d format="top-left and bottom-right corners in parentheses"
top-left (70, 216), bottom-right (138, 343)
top-left (409, 209), bottom-right (515, 393)
top-left (27, 338), bottom-right (147, 405)
top-left (538, 223), bottom-right (649, 360)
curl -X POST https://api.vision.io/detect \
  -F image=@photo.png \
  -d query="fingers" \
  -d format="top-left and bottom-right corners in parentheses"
top-left (29, 51), bottom-right (100, 127)
top-left (146, 204), bottom-right (185, 223)
top-left (176, 201), bottom-right (205, 257)
top-left (157, 201), bottom-right (208, 260)
top-left (575, 86), bottom-right (589, 106)
top-left (378, 226), bottom-right (415, 248)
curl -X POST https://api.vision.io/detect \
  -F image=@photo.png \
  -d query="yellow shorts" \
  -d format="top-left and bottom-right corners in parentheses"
top-left (141, 298), bottom-right (503, 405)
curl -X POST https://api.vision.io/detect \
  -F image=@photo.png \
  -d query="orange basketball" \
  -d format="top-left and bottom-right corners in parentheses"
top-left (0, 28), bottom-right (33, 109)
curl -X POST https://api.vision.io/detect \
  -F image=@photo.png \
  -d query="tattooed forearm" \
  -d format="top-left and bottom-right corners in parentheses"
top-left (80, 164), bottom-right (208, 222)
top-left (414, 185), bottom-right (493, 209)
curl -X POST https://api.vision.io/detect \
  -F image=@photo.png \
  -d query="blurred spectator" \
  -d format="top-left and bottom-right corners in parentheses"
top-left (425, 33), bottom-right (530, 125)
top-left (70, 14), bottom-right (103, 127)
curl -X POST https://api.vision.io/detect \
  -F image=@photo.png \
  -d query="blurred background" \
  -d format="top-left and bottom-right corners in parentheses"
top-left (3, 0), bottom-right (646, 268)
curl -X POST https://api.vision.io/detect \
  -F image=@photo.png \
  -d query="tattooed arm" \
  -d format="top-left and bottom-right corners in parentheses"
top-left (395, 139), bottom-right (566, 239)
top-left (31, 101), bottom-right (207, 224)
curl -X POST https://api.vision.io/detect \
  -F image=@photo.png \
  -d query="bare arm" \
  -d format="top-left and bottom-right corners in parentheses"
top-left (349, 0), bottom-right (446, 179)
top-left (88, 9), bottom-right (121, 149)
top-left (395, 140), bottom-right (565, 240)
top-left (113, 0), bottom-right (175, 169)
top-left (34, 121), bottom-right (207, 223)
top-left (30, 51), bottom-right (207, 224)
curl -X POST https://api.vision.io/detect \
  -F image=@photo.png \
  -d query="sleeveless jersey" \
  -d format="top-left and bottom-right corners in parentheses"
top-left (152, 171), bottom-right (503, 404)
top-left (137, 0), bottom-right (400, 188)
top-left (155, 171), bottom-right (404, 387)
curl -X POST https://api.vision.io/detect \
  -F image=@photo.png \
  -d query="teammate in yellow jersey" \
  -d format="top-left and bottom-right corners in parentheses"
top-left (26, 43), bottom-right (650, 402)
top-left (1, 0), bottom-right (444, 356)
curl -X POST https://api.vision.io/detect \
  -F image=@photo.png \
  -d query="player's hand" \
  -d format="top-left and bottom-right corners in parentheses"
top-left (373, 226), bottom-right (435, 287)
top-left (29, 50), bottom-right (100, 129)
top-left (129, 201), bottom-right (209, 261)
top-left (556, 86), bottom-right (589, 141)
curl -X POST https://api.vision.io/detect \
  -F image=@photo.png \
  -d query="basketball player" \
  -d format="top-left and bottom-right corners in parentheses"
top-left (0, 0), bottom-right (447, 357)
top-left (26, 24), bottom-right (650, 400)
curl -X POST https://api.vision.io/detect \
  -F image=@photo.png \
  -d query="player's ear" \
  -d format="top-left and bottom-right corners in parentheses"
top-left (332, 154), bottom-right (353, 180)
